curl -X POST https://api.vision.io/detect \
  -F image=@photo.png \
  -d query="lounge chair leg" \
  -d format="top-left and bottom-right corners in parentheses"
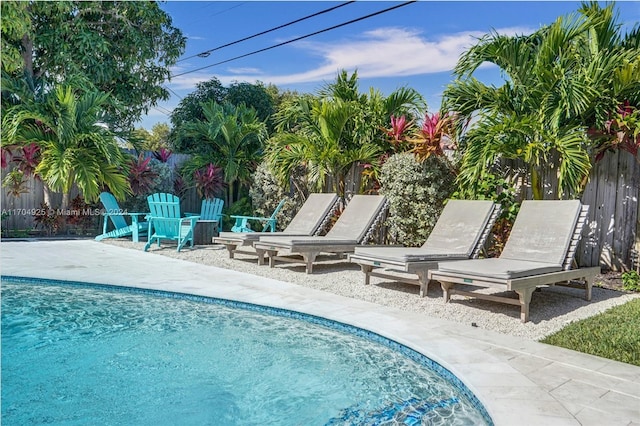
top-left (360, 265), bottom-right (373, 285)
top-left (516, 287), bottom-right (536, 323)
top-left (584, 274), bottom-right (593, 301)
top-left (302, 252), bottom-right (319, 274)
top-left (440, 281), bottom-right (453, 302)
top-left (255, 248), bottom-right (266, 265)
top-left (267, 250), bottom-right (277, 268)
top-left (417, 270), bottom-right (429, 297)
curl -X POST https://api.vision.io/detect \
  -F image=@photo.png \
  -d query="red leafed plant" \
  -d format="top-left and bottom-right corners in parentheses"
top-left (13, 143), bottom-right (41, 177)
top-left (193, 163), bottom-right (225, 199)
top-left (383, 115), bottom-right (413, 152)
top-left (408, 111), bottom-right (457, 161)
top-left (128, 154), bottom-right (159, 196)
top-left (589, 101), bottom-right (640, 162)
top-left (152, 147), bottom-right (173, 163)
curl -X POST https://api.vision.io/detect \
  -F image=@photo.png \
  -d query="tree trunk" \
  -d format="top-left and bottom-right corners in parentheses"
top-left (21, 34), bottom-right (34, 79)
top-left (530, 166), bottom-right (543, 200)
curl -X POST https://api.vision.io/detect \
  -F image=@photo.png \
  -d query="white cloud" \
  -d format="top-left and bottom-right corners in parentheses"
top-left (169, 25), bottom-right (534, 91)
top-left (226, 67), bottom-right (263, 75)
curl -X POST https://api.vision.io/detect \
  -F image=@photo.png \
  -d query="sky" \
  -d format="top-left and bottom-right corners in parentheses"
top-left (138, 1), bottom-right (640, 130)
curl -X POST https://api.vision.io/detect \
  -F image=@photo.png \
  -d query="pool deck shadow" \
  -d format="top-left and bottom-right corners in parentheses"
top-left (2, 240), bottom-right (639, 425)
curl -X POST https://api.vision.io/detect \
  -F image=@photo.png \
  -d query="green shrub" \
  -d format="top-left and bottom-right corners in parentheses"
top-left (622, 271), bottom-right (640, 292)
top-left (248, 161), bottom-right (304, 231)
top-left (379, 153), bottom-right (455, 246)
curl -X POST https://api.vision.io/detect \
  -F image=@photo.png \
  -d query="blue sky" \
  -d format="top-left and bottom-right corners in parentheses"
top-left (139, 1), bottom-right (640, 130)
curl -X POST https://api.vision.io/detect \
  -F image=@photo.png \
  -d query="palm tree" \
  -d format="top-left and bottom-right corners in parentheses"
top-left (267, 98), bottom-right (381, 196)
top-left (443, 2), bottom-right (639, 199)
top-left (181, 101), bottom-right (267, 206)
top-left (2, 85), bottom-right (130, 210)
top-left (267, 70), bottom-right (425, 197)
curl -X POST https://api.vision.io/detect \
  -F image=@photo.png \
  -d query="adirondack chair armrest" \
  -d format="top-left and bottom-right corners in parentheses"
top-left (102, 211), bottom-right (148, 232)
top-left (230, 215), bottom-right (276, 232)
top-left (230, 214), bottom-right (272, 221)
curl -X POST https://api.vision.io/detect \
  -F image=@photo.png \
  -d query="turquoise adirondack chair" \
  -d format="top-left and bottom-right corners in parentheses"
top-left (144, 193), bottom-right (199, 252)
top-left (231, 199), bottom-right (286, 233)
top-left (95, 192), bottom-right (148, 242)
top-left (186, 197), bottom-right (225, 234)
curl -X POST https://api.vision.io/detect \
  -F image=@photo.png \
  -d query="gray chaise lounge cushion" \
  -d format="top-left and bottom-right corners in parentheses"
top-left (217, 193), bottom-right (338, 241)
top-left (436, 258), bottom-right (561, 280)
top-left (258, 195), bottom-right (387, 246)
top-left (434, 200), bottom-right (582, 280)
top-left (353, 200), bottom-right (495, 262)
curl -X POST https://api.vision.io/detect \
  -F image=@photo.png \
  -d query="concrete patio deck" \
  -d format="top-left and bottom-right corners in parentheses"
top-left (2, 240), bottom-right (639, 425)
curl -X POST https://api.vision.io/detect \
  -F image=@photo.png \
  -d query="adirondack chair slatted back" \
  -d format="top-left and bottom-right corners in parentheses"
top-left (200, 198), bottom-right (224, 221)
top-left (148, 193), bottom-right (181, 218)
top-left (147, 193), bottom-right (181, 237)
top-left (100, 192), bottom-right (128, 230)
top-left (262, 199), bottom-right (286, 231)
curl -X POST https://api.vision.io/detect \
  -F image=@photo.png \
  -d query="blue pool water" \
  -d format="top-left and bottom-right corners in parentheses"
top-left (1, 277), bottom-right (492, 425)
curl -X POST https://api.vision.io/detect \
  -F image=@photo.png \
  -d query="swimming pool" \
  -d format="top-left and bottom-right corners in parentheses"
top-left (1, 276), bottom-right (492, 425)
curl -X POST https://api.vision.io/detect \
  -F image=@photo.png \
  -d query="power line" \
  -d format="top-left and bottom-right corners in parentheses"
top-left (152, 105), bottom-right (172, 116)
top-left (172, 1), bottom-right (416, 79)
top-left (164, 85), bottom-right (183, 100)
top-left (178, 1), bottom-right (356, 63)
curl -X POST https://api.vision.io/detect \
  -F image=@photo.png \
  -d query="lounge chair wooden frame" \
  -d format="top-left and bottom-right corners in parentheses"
top-left (213, 194), bottom-right (339, 262)
top-left (253, 195), bottom-right (388, 274)
top-left (349, 200), bottom-right (501, 297)
top-left (428, 201), bottom-right (600, 322)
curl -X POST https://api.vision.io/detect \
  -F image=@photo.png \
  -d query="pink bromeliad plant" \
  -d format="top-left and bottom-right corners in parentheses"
top-left (408, 111), bottom-right (457, 162)
top-left (385, 115), bottom-right (413, 148)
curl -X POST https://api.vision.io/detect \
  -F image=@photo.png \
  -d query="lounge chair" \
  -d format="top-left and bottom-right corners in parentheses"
top-left (253, 194), bottom-right (388, 273)
top-left (95, 192), bottom-right (148, 242)
top-left (144, 193), bottom-right (199, 252)
top-left (427, 200), bottom-right (600, 322)
top-left (348, 200), bottom-right (500, 297)
top-left (213, 193), bottom-right (339, 262)
top-left (230, 199), bottom-right (286, 232)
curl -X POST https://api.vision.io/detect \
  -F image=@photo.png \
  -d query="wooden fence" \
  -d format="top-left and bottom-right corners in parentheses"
top-left (2, 150), bottom-right (638, 271)
top-left (579, 150), bottom-right (639, 271)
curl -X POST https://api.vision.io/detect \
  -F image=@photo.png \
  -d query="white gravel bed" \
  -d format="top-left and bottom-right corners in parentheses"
top-left (102, 239), bottom-right (640, 341)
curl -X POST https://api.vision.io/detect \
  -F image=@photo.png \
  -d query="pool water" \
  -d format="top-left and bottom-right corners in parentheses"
top-left (1, 279), bottom-right (491, 425)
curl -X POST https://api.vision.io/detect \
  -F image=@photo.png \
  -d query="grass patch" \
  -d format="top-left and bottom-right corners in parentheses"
top-left (541, 298), bottom-right (640, 366)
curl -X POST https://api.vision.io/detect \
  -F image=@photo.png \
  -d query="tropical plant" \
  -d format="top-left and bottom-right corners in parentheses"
top-left (153, 147), bottom-right (173, 163)
top-left (2, 1), bottom-right (185, 130)
top-left (590, 102), bottom-right (640, 161)
top-left (127, 155), bottom-right (159, 196)
top-left (193, 163), bottom-right (225, 200)
top-left (2, 85), bottom-right (130, 211)
top-left (379, 152), bottom-right (455, 246)
top-left (180, 101), bottom-right (267, 206)
top-left (32, 202), bottom-right (62, 236)
top-left (622, 271), bottom-right (640, 292)
top-left (443, 2), bottom-right (640, 200)
top-left (267, 98), bottom-right (381, 197)
top-left (1, 169), bottom-right (29, 198)
top-left (267, 70), bottom-right (425, 198)
top-left (249, 161), bottom-right (303, 231)
top-left (408, 111), bottom-right (458, 162)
